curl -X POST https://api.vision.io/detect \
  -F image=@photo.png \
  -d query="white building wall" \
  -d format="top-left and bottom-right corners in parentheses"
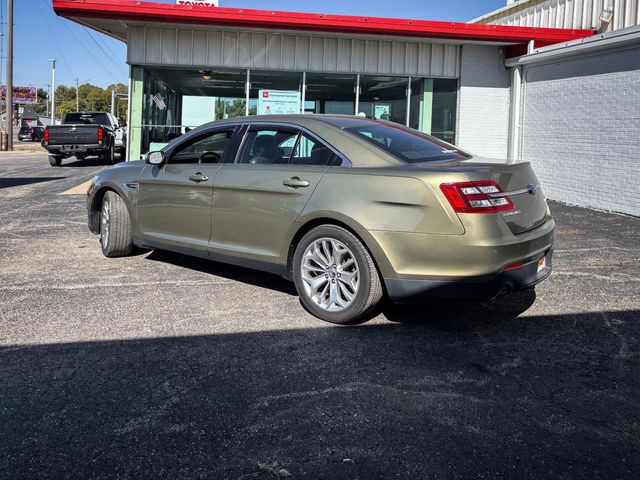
top-left (519, 45), bottom-right (640, 216)
top-left (128, 25), bottom-right (461, 77)
top-left (456, 45), bottom-right (511, 159)
top-left (471, 0), bottom-right (640, 33)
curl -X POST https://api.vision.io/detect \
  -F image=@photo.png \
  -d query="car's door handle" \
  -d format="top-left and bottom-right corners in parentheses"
top-left (283, 177), bottom-right (310, 188)
top-left (189, 172), bottom-right (209, 183)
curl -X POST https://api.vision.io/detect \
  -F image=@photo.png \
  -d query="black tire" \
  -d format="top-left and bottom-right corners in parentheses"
top-left (75, 154), bottom-right (85, 161)
top-left (103, 142), bottom-right (115, 165)
top-left (292, 225), bottom-right (383, 325)
top-left (48, 154), bottom-right (62, 167)
top-left (100, 191), bottom-right (133, 257)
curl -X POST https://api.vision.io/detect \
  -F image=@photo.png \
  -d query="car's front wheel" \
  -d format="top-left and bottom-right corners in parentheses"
top-left (292, 225), bottom-right (383, 324)
top-left (100, 191), bottom-right (133, 257)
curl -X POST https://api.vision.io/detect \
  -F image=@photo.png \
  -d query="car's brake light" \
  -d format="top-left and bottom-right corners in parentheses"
top-left (97, 127), bottom-right (103, 141)
top-left (44, 129), bottom-right (49, 142)
top-left (440, 181), bottom-right (514, 214)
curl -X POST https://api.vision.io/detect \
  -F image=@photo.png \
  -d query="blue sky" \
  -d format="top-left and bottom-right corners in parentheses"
top-left (10, 0), bottom-right (505, 89)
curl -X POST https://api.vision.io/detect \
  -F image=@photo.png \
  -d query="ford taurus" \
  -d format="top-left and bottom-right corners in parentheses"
top-left (87, 115), bottom-right (553, 324)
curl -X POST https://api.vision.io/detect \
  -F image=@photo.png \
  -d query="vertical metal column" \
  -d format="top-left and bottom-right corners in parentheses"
top-left (245, 69), bottom-right (250, 116)
top-left (354, 74), bottom-right (360, 115)
top-left (300, 71), bottom-right (306, 114)
top-left (405, 76), bottom-right (411, 127)
top-left (49, 59), bottom-right (57, 125)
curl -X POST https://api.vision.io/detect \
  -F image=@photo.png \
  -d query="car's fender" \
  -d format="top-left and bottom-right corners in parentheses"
top-left (282, 210), bottom-right (396, 280)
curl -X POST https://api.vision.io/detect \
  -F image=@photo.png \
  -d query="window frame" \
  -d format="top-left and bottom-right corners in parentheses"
top-left (232, 122), bottom-right (351, 167)
top-left (163, 125), bottom-right (240, 165)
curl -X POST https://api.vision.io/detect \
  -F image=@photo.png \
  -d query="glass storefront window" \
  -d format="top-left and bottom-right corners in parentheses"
top-left (249, 71), bottom-right (303, 116)
top-left (358, 75), bottom-right (408, 125)
top-left (133, 67), bottom-right (459, 159)
top-left (305, 73), bottom-right (356, 115)
top-left (431, 79), bottom-right (458, 144)
top-left (409, 78), bottom-right (458, 143)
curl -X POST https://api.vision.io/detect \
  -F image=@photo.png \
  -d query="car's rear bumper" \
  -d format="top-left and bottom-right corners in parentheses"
top-left (385, 249), bottom-right (553, 301)
top-left (45, 143), bottom-right (106, 155)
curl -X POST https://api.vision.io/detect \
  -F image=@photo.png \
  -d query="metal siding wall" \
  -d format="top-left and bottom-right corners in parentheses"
top-left (475, 0), bottom-right (640, 32)
top-left (128, 25), bottom-right (461, 77)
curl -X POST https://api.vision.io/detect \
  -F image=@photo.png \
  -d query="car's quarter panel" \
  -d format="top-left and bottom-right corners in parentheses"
top-left (136, 163), bottom-right (221, 253)
top-left (299, 168), bottom-right (467, 235)
top-left (210, 163), bottom-right (329, 263)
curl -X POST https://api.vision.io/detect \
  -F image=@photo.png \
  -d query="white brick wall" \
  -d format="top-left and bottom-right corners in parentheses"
top-left (457, 45), bottom-right (511, 159)
top-left (520, 46), bottom-right (640, 216)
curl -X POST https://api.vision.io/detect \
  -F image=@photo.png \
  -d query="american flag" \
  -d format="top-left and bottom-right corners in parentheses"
top-left (151, 93), bottom-right (166, 110)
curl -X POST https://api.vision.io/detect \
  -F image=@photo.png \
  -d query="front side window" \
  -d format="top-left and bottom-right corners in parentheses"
top-left (291, 134), bottom-right (334, 166)
top-left (345, 123), bottom-right (470, 163)
top-left (237, 129), bottom-right (298, 165)
top-left (169, 129), bottom-right (235, 164)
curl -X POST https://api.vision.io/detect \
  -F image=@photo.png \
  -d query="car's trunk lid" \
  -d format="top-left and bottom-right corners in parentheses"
top-left (437, 156), bottom-right (549, 235)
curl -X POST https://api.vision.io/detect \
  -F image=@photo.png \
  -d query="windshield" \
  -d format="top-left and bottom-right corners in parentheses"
top-left (64, 113), bottom-right (110, 127)
top-left (345, 122), bottom-right (470, 163)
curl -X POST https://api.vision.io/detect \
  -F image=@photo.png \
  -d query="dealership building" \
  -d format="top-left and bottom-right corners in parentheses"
top-left (53, 0), bottom-right (639, 216)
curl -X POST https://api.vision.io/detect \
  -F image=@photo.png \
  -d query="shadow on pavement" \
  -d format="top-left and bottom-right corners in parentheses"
top-left (145, 249), bottom-right (298, 296)
top-left (1, 308), bottom-right (638, 479)
top-left (0, 176), bottom-right (65, 189)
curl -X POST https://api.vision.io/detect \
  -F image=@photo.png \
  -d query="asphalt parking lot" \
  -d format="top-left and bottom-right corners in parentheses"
top-left (1, 153), bottom-right (639, 479)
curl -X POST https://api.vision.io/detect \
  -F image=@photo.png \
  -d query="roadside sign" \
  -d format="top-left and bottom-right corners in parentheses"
top-left (257, 90), bottom-right (301, 115)
top-left (0, 85), bottom-right (38, 104)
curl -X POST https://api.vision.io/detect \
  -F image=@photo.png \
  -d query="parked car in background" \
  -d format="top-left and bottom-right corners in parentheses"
top-left (86, 115), bottom-right (554, 325)
top-left (18, 126), bottom-right (45, 142)
top-left (44, 112), bottom-right (126, 166)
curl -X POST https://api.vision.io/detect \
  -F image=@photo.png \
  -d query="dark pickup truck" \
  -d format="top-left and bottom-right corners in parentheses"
top-left (44, 112), bottom-right (126, 167)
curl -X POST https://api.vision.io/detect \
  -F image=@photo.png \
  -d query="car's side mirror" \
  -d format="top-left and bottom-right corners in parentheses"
top-left (146, 151), bottom-right (165, 165)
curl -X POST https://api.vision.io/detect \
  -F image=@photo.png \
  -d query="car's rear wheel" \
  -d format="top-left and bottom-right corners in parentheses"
top-left (48, 154), bottom-right (62, 167)
top-left (292, 225), bottom-right (383, 324)
top-left (100, 191), bottom-right (133, 257)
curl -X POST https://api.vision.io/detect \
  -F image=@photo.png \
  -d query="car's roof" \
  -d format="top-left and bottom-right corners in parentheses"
top-left (202, 114), bottom-right (381, 130)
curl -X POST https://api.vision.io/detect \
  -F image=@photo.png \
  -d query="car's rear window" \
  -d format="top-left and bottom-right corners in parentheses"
top-left (344, 122), bottom-right (470, 163)
top-left (64, 113), bottom-right (110, 126)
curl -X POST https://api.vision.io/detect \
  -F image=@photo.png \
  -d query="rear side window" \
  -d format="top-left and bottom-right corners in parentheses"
top-left (291, 134), bottom-right (334, 166)
top-left (238, 129), bottom-right (298, 165)
top-left (345, 123), bottom-right (470, 163)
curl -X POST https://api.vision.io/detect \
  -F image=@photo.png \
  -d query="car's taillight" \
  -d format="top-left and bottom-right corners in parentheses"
top-left (440, 181), bottom-right (514, 214)
top-left (44, 129), bottom-right (49, 142)
top-left (97, 127), bottom-right (103, 141)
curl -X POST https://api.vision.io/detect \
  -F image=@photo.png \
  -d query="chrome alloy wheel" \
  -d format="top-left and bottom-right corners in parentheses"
top-left (301, 237), bottom-right (360, 312)
top-left (101, 200), bottom-right (110, 248)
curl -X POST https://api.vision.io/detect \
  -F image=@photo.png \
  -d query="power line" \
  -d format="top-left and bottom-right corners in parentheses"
top-left (94, 31), bottom-right (128, 75)
top-left (84, 29), bottom-right (128, 77)
top-left (35, 0), bottom-right (75, 80)
top-left (38, 0), bottom-right (125, 83)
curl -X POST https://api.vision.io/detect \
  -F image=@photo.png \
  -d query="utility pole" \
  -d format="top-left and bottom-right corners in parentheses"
top-left (111, 89), bottom-right (115, 115)
top-left (6, 0), bottom-right (13, 150)
top-left (76, 78), bottom-right (79, 111)
top-left (49, 59), bottom-right (56, 124)
top-left (1, 0), bottom-right (4, 121)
